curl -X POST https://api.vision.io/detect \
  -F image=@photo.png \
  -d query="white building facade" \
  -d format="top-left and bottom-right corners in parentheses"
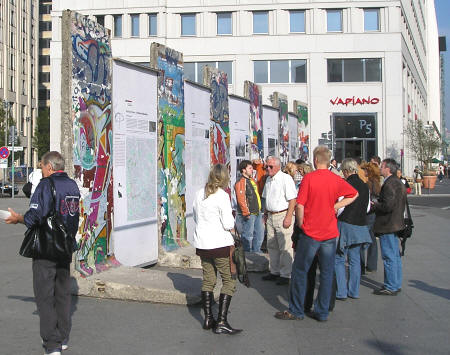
top-left (50, 0), bottom-right (440, 174)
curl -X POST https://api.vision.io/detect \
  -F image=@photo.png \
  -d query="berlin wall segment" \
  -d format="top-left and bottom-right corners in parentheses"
top-left (203, 66), bottom-right (231, 171)
top-left (272, 92), bottom-right (289, 165)
top-left (294, 100), bottom-right (309, 162)
top-left (244, 81), bottom-right (264, 160)
top-left (64, 11), bottom-right (116, 276)
top-left (150, 43), bottom-right (187, 252)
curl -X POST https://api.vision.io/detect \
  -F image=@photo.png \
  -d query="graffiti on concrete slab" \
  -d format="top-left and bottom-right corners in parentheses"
top-left (244, 81), bottom-right (263, 160)
top-left (294, 101), bottom-right (309, 162)
top-left (272, 92), bottom-right (289, 164)
top-left (151, 43), bottom-right (187, 251)
top-left (70, 12), bottom-right (116, 276)
top-left (204, 67), bottom-right (230, 167)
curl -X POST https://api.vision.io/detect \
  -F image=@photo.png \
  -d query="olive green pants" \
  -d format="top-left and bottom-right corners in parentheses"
top-left (201, 256), bottom-right (236, 296)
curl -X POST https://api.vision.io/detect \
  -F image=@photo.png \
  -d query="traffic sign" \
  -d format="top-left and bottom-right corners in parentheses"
top-left (0, 146), bottom-right (10, 159)
top-left (0, 158), bottom-right (7, 169)
top-left (7, 146), bottom-right (23, 152)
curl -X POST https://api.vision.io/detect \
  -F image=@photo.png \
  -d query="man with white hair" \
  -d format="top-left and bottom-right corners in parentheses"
top-left (261, 156), bottom-right (297, 285)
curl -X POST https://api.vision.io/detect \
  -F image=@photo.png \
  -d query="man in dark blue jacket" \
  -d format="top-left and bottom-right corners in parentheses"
top-left (7, 151), bottom-right (80, 355)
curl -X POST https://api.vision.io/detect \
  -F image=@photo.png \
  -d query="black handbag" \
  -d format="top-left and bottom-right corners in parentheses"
top-left (22, 182), bottom-right (32, 198)
top-left (231, 227), bottom-right (250, 287)
top-left (19, 177), bottom-right (75, 262)
top-left (396, 198), bottom-right (413, 256)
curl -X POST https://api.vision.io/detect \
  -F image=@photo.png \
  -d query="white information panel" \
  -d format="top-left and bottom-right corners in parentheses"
top-left (229, 96), bottom-right (250, 187)
top-left (185, 81), bottom-right (211, 243)
top-left (288, 113), bottom-right (299, 161)
top-left (112, 59), bottom-right (158, 266)
top-left (263, 106), bottom-right (279, 159)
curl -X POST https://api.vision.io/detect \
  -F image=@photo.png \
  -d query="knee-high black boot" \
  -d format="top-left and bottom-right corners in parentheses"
top-left (201, 291), bottom-right (216, 330)
top-left (213, 294), bottom-right (242, 335)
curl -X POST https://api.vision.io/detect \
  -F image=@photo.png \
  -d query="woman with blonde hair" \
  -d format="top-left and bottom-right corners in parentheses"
top-left (361, 162), bottom-right (381, 273)
top-left (189, 164), bottom-right (242, 335)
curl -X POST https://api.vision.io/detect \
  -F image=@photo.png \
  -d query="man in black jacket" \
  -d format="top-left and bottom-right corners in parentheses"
top-left (372, 158), bottom-right (406, 296)
top-left (6, 151), bottom-right (80, 355)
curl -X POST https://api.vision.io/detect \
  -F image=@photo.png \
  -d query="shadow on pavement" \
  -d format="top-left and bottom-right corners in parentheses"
top-left (248, 273), bottom-right (289, 312)
top-left (167, 272), bottom-right (203, 326)
top-left (408, 280), bottom-right (450, 300)
top-left (365, 339), bottom-right (411, 355)
top-left (360, 275), bottom-right (384, 291)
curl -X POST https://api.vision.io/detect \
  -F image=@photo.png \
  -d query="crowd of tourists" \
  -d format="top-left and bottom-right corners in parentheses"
top-left (191, 146), bottom-right (407, 334)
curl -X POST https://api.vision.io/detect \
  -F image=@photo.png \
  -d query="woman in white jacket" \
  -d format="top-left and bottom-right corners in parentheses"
top-left (190, 164), bottom-right (242, 335)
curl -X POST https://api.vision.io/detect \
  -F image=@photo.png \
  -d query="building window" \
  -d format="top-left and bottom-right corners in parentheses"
top-left (131, 14), bottom-right (139, 37)
top-left (96, 15), bottom-right (105, 27)
top-left (39, 21), bottom-right (51, 32)
top-left (181, 13), bottom-right (196, 36)
top-left (253, 11), bottom-right (268, 34)
top-left (114, 15), bottom-right (122, 37)
top-left (327, 58), bottom-right (382, 82)
top-left (39, 72), bottom-right (50, 83)
top-left (39, 38), bottom-right (50, 48)
top-left (10, 76), bottom-right (15, 92)
top-left (148, 14), bottom-right (157, 36)
top-left (217, 12), bottom-right (232, 35)
top-left (254, 60), bottom-right (307, 84)
top-left (270, 60), bottom-right (289, 83)
top-left (39, 55), bottom-right (50, 66)
top-left (291, 59), bottom-right (307, 83)
top-left (364, 9), bottom-right (379, 31)
top-left (184, 61), bottom-right (233, 84)
top-left (22, 79), bottom-right (26, 95)
top-left (290, 10), bottom-right (305, 33)
top-left (327, 9), bottom-right (342, 32)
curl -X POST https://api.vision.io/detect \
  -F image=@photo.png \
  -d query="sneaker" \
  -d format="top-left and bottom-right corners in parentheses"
top-left (44, 350), bottom-right (61, 355)
top-left (62, 342), bottom-right (68, 351)
top-left (373, 288), bottom-right (397, 296)
top-left (262, 273), bottom-right (279, 281)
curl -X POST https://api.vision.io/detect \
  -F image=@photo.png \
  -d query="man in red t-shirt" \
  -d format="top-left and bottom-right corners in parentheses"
top-left (275, 146), bottom-right (358, 322)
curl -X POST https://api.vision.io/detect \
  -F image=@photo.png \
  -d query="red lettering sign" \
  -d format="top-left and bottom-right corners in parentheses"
top-left (330, 96), bottom-right (380, 106)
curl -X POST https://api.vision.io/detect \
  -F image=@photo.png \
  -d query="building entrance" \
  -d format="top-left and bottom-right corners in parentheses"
top-left (332, 114), bottom-right (377, 162)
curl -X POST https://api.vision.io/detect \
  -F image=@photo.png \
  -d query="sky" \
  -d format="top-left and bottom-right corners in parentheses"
top-left (434, 0), bottom-right (450, 131)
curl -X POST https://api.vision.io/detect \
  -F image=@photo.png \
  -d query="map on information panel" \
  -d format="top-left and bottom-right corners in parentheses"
top-left (126, 137), bottom-right (157, 221)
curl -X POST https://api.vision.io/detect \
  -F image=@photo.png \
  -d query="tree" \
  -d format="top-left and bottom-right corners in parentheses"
top-left (33, 108), bottom-right (50, 159)
top-left (404, 119), bottom-right (441, 172)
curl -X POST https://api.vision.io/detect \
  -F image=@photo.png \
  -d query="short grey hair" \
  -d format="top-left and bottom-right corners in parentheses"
top-left (266, 156), bottom-right (281, 167)
top-left (41, 151), bottom-right (65, 171)
top-left (382, 158), bottom-right (398, 175)
top-left (341, 158), bottom-right (358, 174)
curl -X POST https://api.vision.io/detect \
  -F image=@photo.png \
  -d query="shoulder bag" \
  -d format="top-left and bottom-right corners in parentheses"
top-left (19, 177), bottom-right (75, 262)
top-left (396, 197), bottom-right (413, 256)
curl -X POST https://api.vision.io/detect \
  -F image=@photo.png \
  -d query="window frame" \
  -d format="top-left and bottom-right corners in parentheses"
top-left (327, 9), bottom-right (343, 32)
top-left (327, 58), bottom-right (382, 82)
top-left (253, 11), bottom-right (269, 34)
top-left (130, 14), bottom-right (140, 37)
top-left (364, 8), bottom-right (380, 32)
top-left (113, 14), bottom-right (123, 38)
top-left (253, 59), bottom-right (307, 84)
top-left (181, 13), bottom-right (196, 36)
top-left (184, 61), bottom-right (233, 84)
top-left (216, 12), bottom-right (232, 35)
top-left (289, 10), bottom-right (305, 33)
top-left (148, 13), bottom-right (157, 36)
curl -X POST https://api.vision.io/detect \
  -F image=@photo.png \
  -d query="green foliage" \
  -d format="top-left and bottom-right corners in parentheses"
top-left (404, 119), bottom-right (442, 172)
top-left (33, 108), bottom-right (50, 159)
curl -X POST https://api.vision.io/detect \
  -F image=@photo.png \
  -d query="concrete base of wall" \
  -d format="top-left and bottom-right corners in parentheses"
top-left (71, 249), bottom-right (269, 305)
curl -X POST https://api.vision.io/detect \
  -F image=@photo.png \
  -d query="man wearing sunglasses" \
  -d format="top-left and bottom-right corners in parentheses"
top-left (261, 156), bottom-right (297, 285)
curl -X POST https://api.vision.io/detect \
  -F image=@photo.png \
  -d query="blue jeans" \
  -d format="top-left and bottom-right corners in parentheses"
top-left (289, 233), bottom-right (336, 320)
top-left (379, 233), bottom-right (402, 291)
top-left (335, 244), bottom-right (362, 298)
top-left (235, 213), bottom-right (264, 252)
